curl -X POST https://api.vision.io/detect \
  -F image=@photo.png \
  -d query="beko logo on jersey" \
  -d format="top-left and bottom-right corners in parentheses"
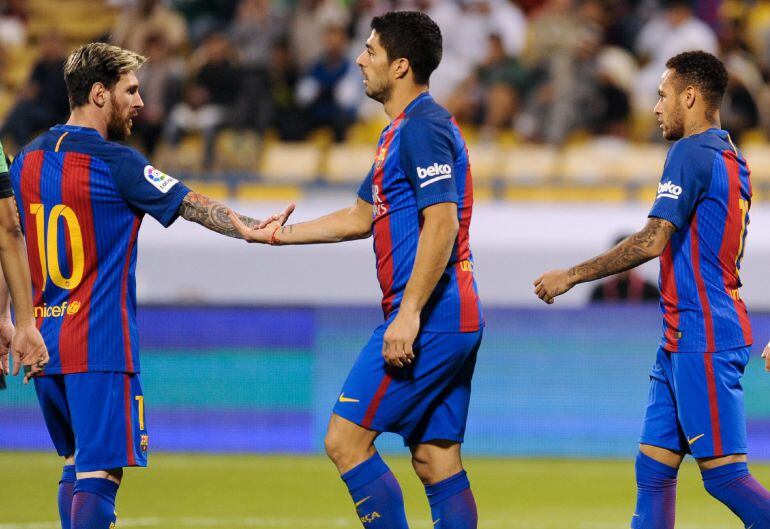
top-left (416, 163), bottom-right (452, 188)
top-left (143, 165), bottom-right (179, 194)
top-left (657, 180), bottom-right (682, 200)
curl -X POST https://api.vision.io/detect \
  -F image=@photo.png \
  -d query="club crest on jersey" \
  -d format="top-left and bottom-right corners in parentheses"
top-left (143, 165), bottom-right (178, 194)
top-left (140, 434), bottom-right (149, 452)
top-left (657, 180), bottom-right (682, 200)
top-left (374, 147), bottom-right (387, 169)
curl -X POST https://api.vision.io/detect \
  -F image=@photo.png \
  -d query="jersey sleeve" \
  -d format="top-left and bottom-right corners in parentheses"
top-left (648, 140), bottom-right (713, 230)
top-left (399, 118), bottom-right (459, 210)
top-left (0, 141), bottom-right (13, 199)
top-left (357, 166), bottom-right (374, 204)
top-left (111, 147), bottom-right (190, 227)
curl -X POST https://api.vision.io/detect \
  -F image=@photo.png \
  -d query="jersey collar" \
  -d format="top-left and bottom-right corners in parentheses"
top-left (51, 124), bottom-right (102, 137)
top-left (398, 91), bottom-right (431, 119)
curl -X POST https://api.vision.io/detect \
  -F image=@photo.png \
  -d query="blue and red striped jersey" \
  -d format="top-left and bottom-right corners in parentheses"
top-left (10, 124), bottom-right (190, 374)
top-left (357, 93), bottom-right (483, 332)
top-left (649, 128), bottom-right (752, 353)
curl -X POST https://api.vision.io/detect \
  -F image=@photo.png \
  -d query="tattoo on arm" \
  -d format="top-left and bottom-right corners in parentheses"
top-left (178, 192), bottom-right (261, 239)
top-left (567, 218), bottom-right (677, 284)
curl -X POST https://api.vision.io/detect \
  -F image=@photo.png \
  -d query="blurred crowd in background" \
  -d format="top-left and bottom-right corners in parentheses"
top-left (0, 0), bottom-right (768, 177)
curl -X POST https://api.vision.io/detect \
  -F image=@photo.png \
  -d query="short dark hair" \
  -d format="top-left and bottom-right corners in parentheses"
top-left (370, 11), bottom-right (442, 85)
top-left (64, 43), bottom-right (147, 109)
top-left (665, 51), bottom-right (728, 114)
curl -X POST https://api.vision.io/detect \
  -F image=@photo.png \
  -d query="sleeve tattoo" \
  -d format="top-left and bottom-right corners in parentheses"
top-left (567, 218), bottom-right (678, 284)
top-left (178, 192), bottom-right (261, 239)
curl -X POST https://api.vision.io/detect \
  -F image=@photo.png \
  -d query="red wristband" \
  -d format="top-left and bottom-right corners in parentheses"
top-left (269, 225), bottom-right (282, 246)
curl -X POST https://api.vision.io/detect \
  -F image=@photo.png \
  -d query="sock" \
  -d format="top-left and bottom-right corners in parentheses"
top-left (58, 465), bottom-right (76, 529)
top-left (631, 452), bottom-right (677, 529)
top-left (341, 452), bottom-right (409, 528)
top-left (702, 462), bottom-right (770, 528)
top-left (71, 478), bottom-right (118, 529)
top-left (425, 470), bottom-right (478, 529)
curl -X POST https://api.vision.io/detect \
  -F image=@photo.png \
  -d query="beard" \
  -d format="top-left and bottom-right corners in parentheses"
top-left (663, 106), bottom-right (685, 141)
top-left (106, 93), bottom-right (133, 141)
top-left (365, 78), bottom-right (392, 105)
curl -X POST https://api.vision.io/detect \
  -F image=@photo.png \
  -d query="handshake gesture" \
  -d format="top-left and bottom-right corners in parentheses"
top-left (229, 203), bottom-right (296, 244)
top-left (0, 320), bottom-right (49, 385)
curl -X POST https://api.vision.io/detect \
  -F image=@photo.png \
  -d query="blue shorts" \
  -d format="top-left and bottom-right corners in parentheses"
top-left (35, 372), bottom-right (148, 472)
top-left (332, 324), bottom-right (482, 446)
top-left (640, 346), bottom-right (750, 459)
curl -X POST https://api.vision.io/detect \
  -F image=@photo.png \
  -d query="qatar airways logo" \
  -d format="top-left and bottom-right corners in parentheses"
top-left (416, 163), bottom-right (452, 188)
top-left (372, 184), bottom-right (387, 217)
top-left (657, 180), bottom-right (683, 200)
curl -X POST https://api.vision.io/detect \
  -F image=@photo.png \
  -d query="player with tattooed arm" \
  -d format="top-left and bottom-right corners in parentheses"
top-left (535, 51), bottom-right (770, 529)
top-left (9, 43), bottom-right (290, 529)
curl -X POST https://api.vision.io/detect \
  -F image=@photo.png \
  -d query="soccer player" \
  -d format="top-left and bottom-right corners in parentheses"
top-left (9, 43), bottom-right (288, 529)
top-left (534, 51), bottom-right (770, 528)
top-left (0, 139), bottom-right (49, 387)
top-left (230, 11), bottom-right (483, 529)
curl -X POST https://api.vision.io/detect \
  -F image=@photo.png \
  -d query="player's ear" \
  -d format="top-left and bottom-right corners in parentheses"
top-left (683, 85), bottom-right (696, 110)
top-left (392, 57), bottom-right (409, 81)
top-left (91, 82), bottom-right (107, 108)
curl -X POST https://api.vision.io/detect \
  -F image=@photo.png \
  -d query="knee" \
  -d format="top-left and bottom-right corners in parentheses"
top-left (411, 452), bottom-right (461, 485)
top-left (324, 428), bottom-right (345, 464)
top-left (324, 427), bottom-right (366, 470)
top-left (411, 454), bottom-right (433, 484)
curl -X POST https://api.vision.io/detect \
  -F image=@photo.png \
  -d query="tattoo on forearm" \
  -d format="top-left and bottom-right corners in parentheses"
top-left (178, 192), bottom-right (261, 239)
top-left (280, 225), bottom-right (294, 235)
top-left (567, 218), bottom-right (677, 283)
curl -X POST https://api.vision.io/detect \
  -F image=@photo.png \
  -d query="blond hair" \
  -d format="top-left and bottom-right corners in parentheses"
top-left (64, 42), bottom-right (147, 108)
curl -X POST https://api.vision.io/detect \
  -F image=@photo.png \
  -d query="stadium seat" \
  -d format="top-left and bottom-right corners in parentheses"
top-left (214, 129), bottom-right (260, 172)
top-left (741, 145), bottom-right (770, 184)
top-left (259, 142), bottom-right (322, 184)
top-left (616, 144), bottom-right (667, 184)
top-left (465, 142), bottom-right (503, 184)
top-left (324, 144), bottom-right (376, 184)
top-left (499, 144), bottom-right (558, 184)
top-left (560, 142), bottom-right (626, 183)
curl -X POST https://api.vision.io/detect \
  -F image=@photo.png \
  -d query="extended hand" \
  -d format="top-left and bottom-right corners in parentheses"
top-left (12, 323), bottom-right (49, 384)
top-left (229, 203), bottom-right (295, 243)
top-left (534, 269), bottom-right (574, 304)
top-left (0, 319), bottom-right (12, 376)
top-left (382, 311), bottom-right (420, 368)
top-left (762, 342), bottom-right (770, 372)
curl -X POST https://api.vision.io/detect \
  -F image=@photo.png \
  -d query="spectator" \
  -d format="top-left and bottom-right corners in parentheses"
top-left (0, 0), bottom-right (27, 47)
top-left (164, 32), bottom-right (242, 169)
top-left (719, 12), bottom-right (762, 142)
top-left (134, 33), bottom-right (184, 156)
top-left (295, 24), bottom-right (358, 142)
top-left (111, 0), bottom-right (189, 55)
top-left (229, 0), bottom-right (287, 70)
top-left (0, 32), bottom-right (69, 148)
top-left (170, 0), bottom-right (240, 45)
top-left (412, 0), bottom-right (527, 103)
top-left (634, 0), bottom-right (718, 112)
top-left (517, 0), bottom-right (604, 143)
top-left (446, 34), bottom-right (531, 136)
top-left (289, 0), bottom-right (350, 70)
top-left (234, 39), bottom-right (304, 140)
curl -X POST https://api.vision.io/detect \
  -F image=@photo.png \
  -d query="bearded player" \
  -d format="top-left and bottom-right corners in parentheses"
top-left (10, 43), bottom-right (290, 529)
top-left (231, 12), bottom-right (483, 529)
top-left (535, 51), bottom-right (770, 528)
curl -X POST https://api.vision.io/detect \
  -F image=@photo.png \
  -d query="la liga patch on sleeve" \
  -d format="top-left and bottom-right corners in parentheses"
top-left (143, 165), bottom-right (179, 193)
